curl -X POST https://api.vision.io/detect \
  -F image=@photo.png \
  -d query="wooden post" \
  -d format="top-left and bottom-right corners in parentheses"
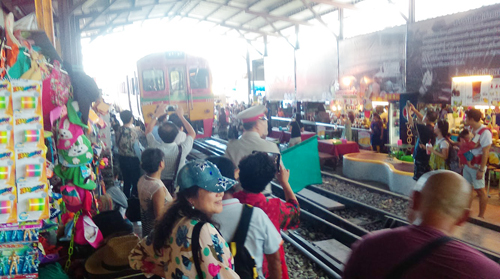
top-left (35, 0), bottom-right (56, 46)
top-left (34, 0), bottom-right (44, 31)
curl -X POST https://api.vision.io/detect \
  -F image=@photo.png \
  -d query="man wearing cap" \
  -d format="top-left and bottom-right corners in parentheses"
top-left (343, 170), bottom-right (500, 279)
top-left (225, 105), bottom-right (280, 194)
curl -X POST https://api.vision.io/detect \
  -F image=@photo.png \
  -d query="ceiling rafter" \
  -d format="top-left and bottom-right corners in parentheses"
top-left (264, 17), bottom-right (296, 49)
top-left (127, 0), bottom-right (136, 22)
top-left (70, 0), bottom-right (89, 14)
top-left (76, 7), bottom-right (143, 19)
top-left (300, 0), bottom-right (338, 37)
top-left (219, 0), bottom-right (268, 25)
top-left (79, 0), bottom-right (364, 41)
top-left (235, 29), bottom-right (263, 56)
top-left (83, 11), bottom-right (279, 39)
top-left (168, 0), bottom-right (192, 19)
top-left (81, 0), bottom-right (120, 31)
top-left (89, 13), bottom-right (122, 41)
top-left (244, 10), bottom-right (312, 26)
top-left (237, 0), bottom-right (295, 30)
top-left (310, 0), bottom-right (357, 9)
top-left (182, 0), bottom-right (201, 16)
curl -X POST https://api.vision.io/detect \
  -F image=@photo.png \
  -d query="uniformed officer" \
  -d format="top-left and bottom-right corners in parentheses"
top-left (224, 105), bottom-right (280, 195)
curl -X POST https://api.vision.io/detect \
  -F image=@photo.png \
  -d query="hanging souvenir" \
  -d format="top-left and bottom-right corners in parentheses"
top-left (58, 135), bottom-right (93, 166)
top-left (57, 116), bottom-right (84, 150)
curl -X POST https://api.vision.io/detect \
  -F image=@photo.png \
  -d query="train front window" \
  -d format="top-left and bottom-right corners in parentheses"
top-left (189, 68), bottom-right (209, 89)
top-left (142, 69), bottom-right (165, 91)
top-left (169, 67), bottom-right (186, 91)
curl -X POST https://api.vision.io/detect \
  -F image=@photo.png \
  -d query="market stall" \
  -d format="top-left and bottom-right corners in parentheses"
top-left (0, 13), bottom-right (118, 279)
top-left (317, 139), bottom-right (360, 159)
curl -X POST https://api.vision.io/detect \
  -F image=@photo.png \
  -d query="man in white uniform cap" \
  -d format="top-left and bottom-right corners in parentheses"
top-left (225, 105), bottom-right (281, 195)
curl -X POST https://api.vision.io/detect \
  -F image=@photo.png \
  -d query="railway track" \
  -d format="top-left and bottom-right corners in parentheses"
top-left (191, 137), bottom-right (500, 275)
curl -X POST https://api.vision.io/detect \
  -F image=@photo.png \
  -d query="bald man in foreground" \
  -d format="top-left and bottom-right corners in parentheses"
top-left (343, 171), bottom-right (500, 279)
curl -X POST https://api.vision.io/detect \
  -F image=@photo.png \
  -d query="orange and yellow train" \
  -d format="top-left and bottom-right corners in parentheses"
top-left (137, 51), bottom-right (214, 138)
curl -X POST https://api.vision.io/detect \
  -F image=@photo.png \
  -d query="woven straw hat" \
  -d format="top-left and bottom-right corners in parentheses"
top-left (85, 234), bottom-right (139, 275)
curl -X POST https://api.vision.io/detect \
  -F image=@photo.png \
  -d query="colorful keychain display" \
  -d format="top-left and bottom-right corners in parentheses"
top-left (11, 80), bottom-right (48, 223)
top-left (25, 165), bottom-right (42, 178)
top-left (0, 200), bottom-right (11, 214)
top-left (24, 130), bottom-right (40, 143)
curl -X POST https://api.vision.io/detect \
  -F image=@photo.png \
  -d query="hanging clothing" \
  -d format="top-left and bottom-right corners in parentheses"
top-left (8, 47), bottom-right (30, 79)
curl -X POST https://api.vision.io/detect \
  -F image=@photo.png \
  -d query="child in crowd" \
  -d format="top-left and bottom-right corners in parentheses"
top-left (457, 129), bottom-right (478, 169)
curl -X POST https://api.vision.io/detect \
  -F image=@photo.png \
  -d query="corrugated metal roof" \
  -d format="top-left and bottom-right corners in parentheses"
top-left (72, 0), bottom-right (359, 40)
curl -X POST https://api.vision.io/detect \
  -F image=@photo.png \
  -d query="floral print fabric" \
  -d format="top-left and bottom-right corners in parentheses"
top-left (116, 126), bottom-right (141, 157)
top-left (233, 191), bottom-right (300, 279)
top-left (129, 217), bottom-right (239, 279)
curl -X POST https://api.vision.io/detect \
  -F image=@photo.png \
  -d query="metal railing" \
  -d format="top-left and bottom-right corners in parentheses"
top-left (270, 116), bottom-right (370, 131)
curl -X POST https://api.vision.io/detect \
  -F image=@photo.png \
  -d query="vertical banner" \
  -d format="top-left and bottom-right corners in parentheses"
top-left (399, 93), bottom-right (419, 146)
top-left (339, 26), bottom-right (406, 105)
top-left (407, 4), bottom-right (500, 103)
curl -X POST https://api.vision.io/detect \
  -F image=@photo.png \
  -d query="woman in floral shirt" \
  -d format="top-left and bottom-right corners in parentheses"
top-left (233, 152), bottom-right (300, 279)
top-left (129, 160), bottom-right (240, 279)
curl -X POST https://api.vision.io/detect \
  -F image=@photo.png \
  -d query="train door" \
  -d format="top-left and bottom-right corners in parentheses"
top-left (167, 66), bottom-right (188, 112)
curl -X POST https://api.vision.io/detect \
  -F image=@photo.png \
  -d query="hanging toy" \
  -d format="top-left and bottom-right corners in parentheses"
top-left (99, 158), bottom-right (108, 169)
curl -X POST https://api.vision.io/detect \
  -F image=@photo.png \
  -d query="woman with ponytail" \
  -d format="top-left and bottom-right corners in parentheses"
top-left (129, 160), bottom-right (240, 279)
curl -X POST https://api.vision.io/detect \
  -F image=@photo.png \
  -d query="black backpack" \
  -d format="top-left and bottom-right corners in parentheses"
top-left (192, 205), bottom-right (258, 279)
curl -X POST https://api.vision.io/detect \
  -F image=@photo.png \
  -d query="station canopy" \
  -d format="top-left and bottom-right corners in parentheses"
top-left (73, 0), bottom-right (359, 41)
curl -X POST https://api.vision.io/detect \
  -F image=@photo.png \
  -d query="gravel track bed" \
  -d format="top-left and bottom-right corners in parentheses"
top-left (333, 209), bottom-right (385, 232)
top-left (284, 242), bottom-right (335, 279)
top-left (294, 219), bottom-right (336, 241)
top-left (320, 175), bottom-right (409, 218)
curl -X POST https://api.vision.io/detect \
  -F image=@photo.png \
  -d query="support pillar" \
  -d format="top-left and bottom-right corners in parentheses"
top-left (35, 0), bottom-right (55, 46)
top-left (246, 47), bottom-right (252, 105)
top-left (263, 35), bottom-right (268, 57)
top-left (58, 0), bottom-right (73, 63)
top-left (409, 0), bottom-right (415, 23)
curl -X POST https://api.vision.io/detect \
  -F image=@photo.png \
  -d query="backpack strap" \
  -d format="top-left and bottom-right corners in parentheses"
top-left (385, 235), bottom-right (453, 279)
top-left (477, 127), bottom-right (490, 135)
top-left (231, 205), bottom-right (254, 255)
top-left (170, 145), bottom-right (183, 190)
top-left (191, 221), bottom-right (206, 279)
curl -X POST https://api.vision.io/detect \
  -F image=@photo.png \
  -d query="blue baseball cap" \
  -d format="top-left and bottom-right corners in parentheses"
top-left (177, 160), bottom-right (236, 193)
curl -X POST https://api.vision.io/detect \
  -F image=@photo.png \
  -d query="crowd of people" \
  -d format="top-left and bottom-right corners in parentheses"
top-left (407, 104), bottom-right (491, 219)
top-left (99, 102), bottom-right (500, 279)
top-left (106, 103), bottom-right (302, 279)
top-left (216, 101), bottom-right (250, 140)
